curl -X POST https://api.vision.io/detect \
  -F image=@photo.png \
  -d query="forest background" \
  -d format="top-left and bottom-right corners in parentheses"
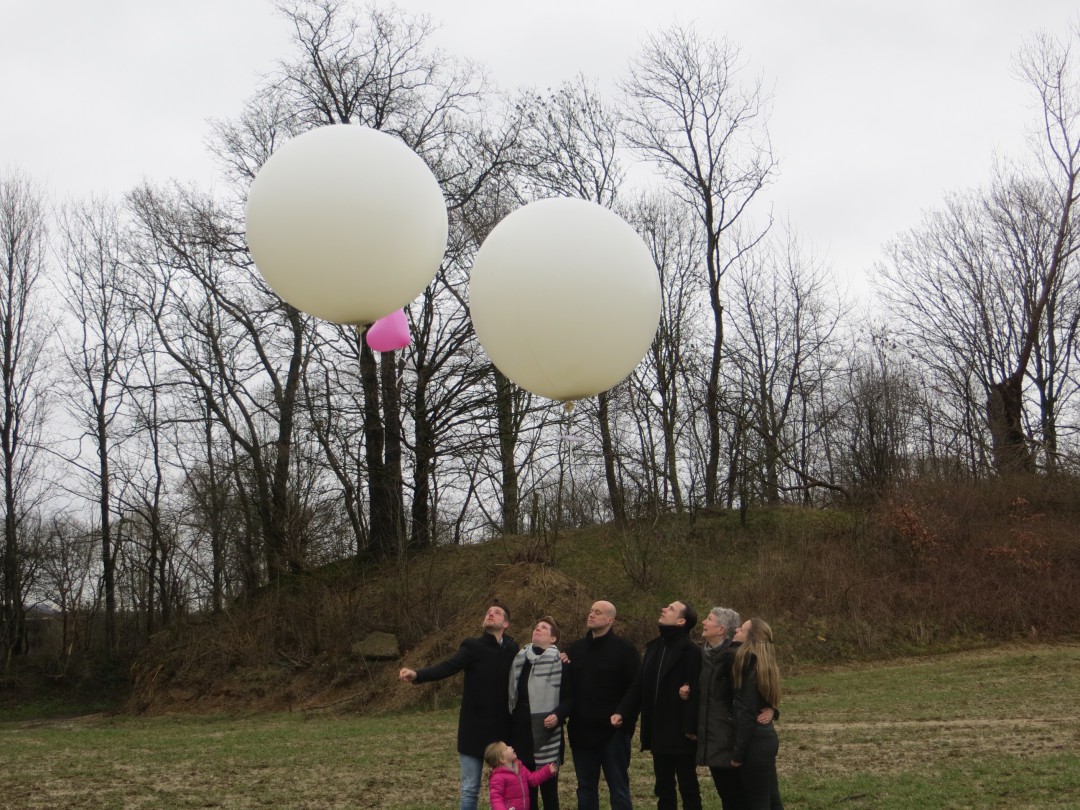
top-left (1, 1), bottom-right (1079, 717)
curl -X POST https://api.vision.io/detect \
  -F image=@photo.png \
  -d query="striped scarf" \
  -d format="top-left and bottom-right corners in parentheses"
top-left (508, 644), bottom-right (564, 765)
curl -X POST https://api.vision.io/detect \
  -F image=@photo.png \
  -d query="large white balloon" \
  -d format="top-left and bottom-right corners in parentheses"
top-left (470, 198), bottom-right (661, 401)
top-left (245, 125), bottom-right (448, 325)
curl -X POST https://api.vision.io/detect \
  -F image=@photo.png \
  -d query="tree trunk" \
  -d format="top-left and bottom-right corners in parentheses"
top-left (987, 373), bottom-right (1034, 473)
top-left (359, 337), bottom-right (405, 558)
top-left (380, 350), bottom-right (406, 554)
top-left (704, 300), bottom-right (723, 506)
top-left (97, 408), bottom-right (116, 653)
top-left (1, 492), bottom-right (25, 665)
top-left (494, 369), bottom-right (519, 536)
top-left (264, 306), bottom-right (305, 579)
top-left (410, 367), bottom-right (435, 548)
top-left (596, 391), bottom-right (625, 523)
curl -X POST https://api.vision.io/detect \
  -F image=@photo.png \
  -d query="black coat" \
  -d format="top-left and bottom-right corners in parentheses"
top-left (731, 653), bottom-right (777, 765)
top-left (618, 625), bottom-right (702, 756)
top-left (564, 630), bottom-right (641, 751)
top-left (413, 632), bottom-right (519, 757)
top-left (696, 639), bottom-right (738, 767)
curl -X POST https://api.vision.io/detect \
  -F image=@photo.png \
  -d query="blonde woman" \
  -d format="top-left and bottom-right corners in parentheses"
top-left (731, 618), bottom-right (783, 810)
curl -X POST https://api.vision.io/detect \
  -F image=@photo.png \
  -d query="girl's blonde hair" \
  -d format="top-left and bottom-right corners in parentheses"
top-left (733, 617), bottom-right (781, 707)
top-left (484, 741), bottom-right (508, 770)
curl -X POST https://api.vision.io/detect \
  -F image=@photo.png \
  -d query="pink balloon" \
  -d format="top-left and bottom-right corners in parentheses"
top-left (365, 308), bottom-right (411, 352)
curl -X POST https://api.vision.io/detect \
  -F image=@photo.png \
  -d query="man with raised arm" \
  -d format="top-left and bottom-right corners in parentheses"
top-left (400, 602), bottom-right (519, 810)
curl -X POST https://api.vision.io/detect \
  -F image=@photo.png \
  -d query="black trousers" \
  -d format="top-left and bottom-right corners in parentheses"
top-left (739, 729), bottom-right (783, 810)
top-left (528, 771), bottom-right (560, 810)
top-left (652, 752), bottom-right (701, 810)
top-left (708, 765), bottom-right (743, 810)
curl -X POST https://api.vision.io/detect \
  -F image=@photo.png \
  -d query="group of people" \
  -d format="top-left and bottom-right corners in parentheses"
top-left (398, 598), bottom-right (783, 810)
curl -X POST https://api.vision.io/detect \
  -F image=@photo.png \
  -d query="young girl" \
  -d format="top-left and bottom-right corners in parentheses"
top-left (485, 741), bottom-right (558, 810)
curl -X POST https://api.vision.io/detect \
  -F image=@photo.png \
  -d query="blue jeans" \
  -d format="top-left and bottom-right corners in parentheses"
top-left (572, 729), bottom-right (634, 810)
top-left (459, 753), bottom-right (483, 810)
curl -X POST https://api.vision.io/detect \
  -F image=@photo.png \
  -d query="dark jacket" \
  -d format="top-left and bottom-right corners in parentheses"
top-left (731, 652), bottom-right (778, 765)
top-left (696, 639), bottom-right (738, 767)
top-left (414, 632), bottom-right (519, 757)
top-left (618, 625), bottom-right (702, 756)
top-left (564, 629), bottom-right (641, 750)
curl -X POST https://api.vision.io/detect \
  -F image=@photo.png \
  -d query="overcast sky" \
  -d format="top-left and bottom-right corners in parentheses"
top-left (2, 0), bottom-right (1077, 298)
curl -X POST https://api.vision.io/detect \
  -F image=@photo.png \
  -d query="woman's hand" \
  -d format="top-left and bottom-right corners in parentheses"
top-left (543, 713), bottom-right (559, 729)
top-left (679, 683), bottom-right (691, 700)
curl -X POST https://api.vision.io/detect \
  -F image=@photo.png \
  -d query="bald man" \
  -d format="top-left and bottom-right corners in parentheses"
top-left (563, 601), bottom-right (641, 810)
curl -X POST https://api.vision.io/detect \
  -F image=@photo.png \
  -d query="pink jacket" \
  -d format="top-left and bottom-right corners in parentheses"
top-left (489, 762), bottom-right (556, 810)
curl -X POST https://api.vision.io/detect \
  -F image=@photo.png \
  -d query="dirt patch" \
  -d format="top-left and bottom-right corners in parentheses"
top-left (780, 717), bottom-right (1080, 778)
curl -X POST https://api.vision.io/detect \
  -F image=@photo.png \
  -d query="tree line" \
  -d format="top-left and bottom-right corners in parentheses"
top-left (1, 2), bottom-right (1078, 668)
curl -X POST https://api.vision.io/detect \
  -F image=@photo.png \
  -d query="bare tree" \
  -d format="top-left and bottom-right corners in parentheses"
top-left (454, 161), bottom-right (531, 538)
top-left (0, 173), bottom-right (51, 667)
top-left (622, 25), bottom-right (775, 505)
top-left (128, 183), bottom-right (309, 583)
top-left (261, 0), bottom-right (493, 555)
top-left (56, 198), bottom-right (136, 652)
top-left (624, 192), bottom-right (706, 514)
top-left (117, 337), bottom-right (178, 634)
top-left (878, 173), bottom-right (1080, 474)
top-left (36, 515), bottom-right (96, 671)
top-left (1030, 247), bottom-right (1080, 470)
top-left (724, 228), bottom-right (846, 503)
top-left (405, 105), bottom-right (527, 546)
top-left (838, 327), bottom-right (923, 499)
top-left (519, 75), bottom-right (629, 520)
top-left (989, 25), bottom-right (1080, 471)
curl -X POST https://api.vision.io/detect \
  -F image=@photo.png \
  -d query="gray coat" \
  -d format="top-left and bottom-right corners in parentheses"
top-left (695, 639), bottom-right (738, 767)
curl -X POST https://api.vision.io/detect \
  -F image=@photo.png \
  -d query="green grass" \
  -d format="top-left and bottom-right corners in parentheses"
top-left (784, 758), bottom-right (1080, 809)
top-left (3, 643), bottom-right (1078, 809)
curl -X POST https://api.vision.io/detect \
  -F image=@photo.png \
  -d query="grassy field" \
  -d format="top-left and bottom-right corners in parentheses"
top-left (3, 642), bottom-right (1079, 809)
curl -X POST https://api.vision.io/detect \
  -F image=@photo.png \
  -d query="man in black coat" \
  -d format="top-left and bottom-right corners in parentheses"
top-left (563, 600), bottom-right (641, 810)
top-left (613, 600), bottom-right (702, 810)
top-left (400, 602), bottom-right (519, 810)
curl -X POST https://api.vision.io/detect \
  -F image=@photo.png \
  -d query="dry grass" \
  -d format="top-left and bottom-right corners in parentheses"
top-left (111, 474), bottom-right (1080, 724)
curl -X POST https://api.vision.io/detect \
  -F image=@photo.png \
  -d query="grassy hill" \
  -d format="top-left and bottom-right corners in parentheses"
top-left (125, 474), bottom-right (1080, 716)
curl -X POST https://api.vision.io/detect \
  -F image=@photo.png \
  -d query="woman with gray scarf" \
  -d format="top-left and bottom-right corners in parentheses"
top-left (508, 615), bottom-right (569, 809)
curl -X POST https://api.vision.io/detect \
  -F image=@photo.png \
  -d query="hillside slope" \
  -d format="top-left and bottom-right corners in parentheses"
top-left (129, 476), bottom-right (1080, 715)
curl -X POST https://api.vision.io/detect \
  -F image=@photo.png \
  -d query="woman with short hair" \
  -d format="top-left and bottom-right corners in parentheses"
top-left (508, 615), bottom-right (568, 809)
top-left (693, 606), bottom-right (744, 809)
